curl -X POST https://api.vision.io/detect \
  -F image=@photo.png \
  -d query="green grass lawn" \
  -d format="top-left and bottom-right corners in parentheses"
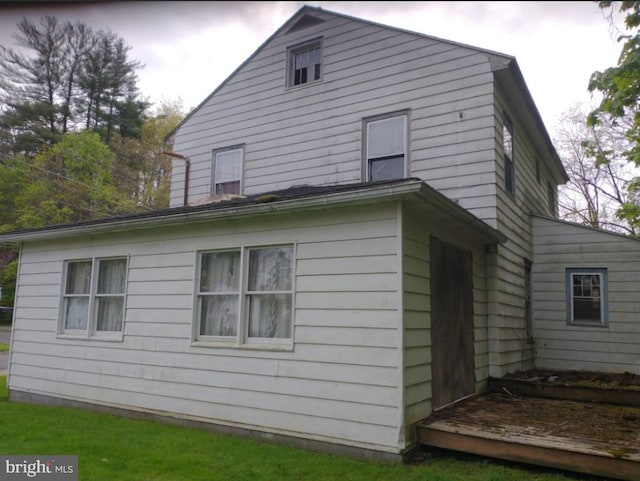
top-left (0, 376), bottom-right (592, 481)
top-left (0, 343), bottom-right (9, 353)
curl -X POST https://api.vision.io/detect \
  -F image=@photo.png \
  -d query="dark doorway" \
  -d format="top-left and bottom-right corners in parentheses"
top-left (429, 236), bottom-right (475, 409)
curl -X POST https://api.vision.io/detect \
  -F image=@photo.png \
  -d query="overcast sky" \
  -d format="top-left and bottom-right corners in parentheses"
top-left (0, 1), bottom-right (627, 139)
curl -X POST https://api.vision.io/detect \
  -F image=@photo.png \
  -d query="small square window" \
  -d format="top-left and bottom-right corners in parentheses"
top-left (287, 39), bottom-right (322, 87)
top-left (565, 268), bottom-right (608, 327)
top-left (364, 114), bottom-right (407, 182)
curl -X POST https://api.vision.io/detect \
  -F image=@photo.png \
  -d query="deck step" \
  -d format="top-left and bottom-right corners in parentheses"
top-left (488, 376), bottom-right (640, 406)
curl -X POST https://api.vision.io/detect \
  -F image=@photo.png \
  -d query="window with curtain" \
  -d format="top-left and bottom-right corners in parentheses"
top-left (198, 250), bottom-right (240, 336)
top-left (63, 260), bottom-right (92, 330)
top-left (61, 257), bottom-right (128, 337)
top-left (246, 246), bottom-right (293, 339)
top-left (96, 258), bottom-right (127, 332)
top-left (195, 245), bottom-right (294, 344)
top-left (365, 114), bottom-right (407, 182)
top-left (213, 147), bottom-right (242, 195)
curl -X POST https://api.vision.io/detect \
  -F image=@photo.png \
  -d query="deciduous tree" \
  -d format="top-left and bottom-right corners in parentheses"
top-left (556, 104), bottom-right (639, 235)
top-left (12, 131), bottom-right (128, 229)
top-left (588, 1), bottom-right (640, 233)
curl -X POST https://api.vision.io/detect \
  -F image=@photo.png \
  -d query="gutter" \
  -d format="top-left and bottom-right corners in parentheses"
top-left (0, 181), bottom-right (425, 243)
top-left (0, 180), bottom-right (506, 245)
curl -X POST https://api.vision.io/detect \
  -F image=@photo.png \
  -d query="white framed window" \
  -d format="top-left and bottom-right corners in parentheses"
top-left (213, 146), bottom-right (243, 195)
top-left (364, 114), bottom-right (408, 182)
top-left (566, 268), bottom-right (608, 327)
top-left (246, 247), bottom-right (294, 340)
top-left (503, 114), bottom-right (515, 195)
top-left (198, 250), bottom-right (241, 337)
top-left (61, 257), bottom-right (128, 338)
top-left (195, 245), bottom-right (294, 345)
top-left (287, 39), bottom-right (322, 87)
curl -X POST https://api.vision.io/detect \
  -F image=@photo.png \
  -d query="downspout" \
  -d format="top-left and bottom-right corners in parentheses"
top-left (162, 150), bottom-right (191, 207)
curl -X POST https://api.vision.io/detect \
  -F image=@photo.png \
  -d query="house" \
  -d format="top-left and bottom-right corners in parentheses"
top-left (1, 6), bottom-right (639, 460)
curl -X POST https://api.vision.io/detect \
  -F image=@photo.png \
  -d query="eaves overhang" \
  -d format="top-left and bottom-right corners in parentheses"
top-left (0, 179), bottom-right (506, 245)
top-left (491, 58), bottom-right (569, 184)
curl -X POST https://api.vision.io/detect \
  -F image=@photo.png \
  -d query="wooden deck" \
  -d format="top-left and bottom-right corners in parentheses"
top-left (416, 392), bottom-right (640, 481)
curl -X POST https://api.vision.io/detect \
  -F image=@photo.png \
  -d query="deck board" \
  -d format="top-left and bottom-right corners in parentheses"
top-left (417, 393), bottom-right (640, 481)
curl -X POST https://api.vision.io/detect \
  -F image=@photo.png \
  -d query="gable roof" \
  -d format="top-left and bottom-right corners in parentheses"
top-left (0, 179), bottom-right (506, 245)
top-left (167, 5), bottom-right (511, 137)
top-left (166, 5), bottom-right (568, 184)
top-left (284, 11), bottom-right (326, 34)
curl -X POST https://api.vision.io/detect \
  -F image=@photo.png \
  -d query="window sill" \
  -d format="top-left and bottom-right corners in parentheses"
top-left (57, 333), bottom-right (124, 342)
top-left (568, 321), bottom-right (608, 328)
top-left (285, 79), bottom-right (322, 90)
top-left (191, 339), bottom-right (294, 352)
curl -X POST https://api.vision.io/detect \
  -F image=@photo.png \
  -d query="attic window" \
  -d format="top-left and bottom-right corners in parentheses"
top-left (287, 39), bottom-right (322, 87)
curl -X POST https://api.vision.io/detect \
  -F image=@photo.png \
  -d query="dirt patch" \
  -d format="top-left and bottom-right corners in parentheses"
top-left (504, 369), bottom-right (640, 391)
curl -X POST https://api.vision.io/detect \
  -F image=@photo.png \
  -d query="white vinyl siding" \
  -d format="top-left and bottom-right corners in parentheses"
top-left (532, 215), bottom-right (640, 373)
top-left (130, 4), bottom-right (572, 409)
top-left (169, 12), bottom-right (498, 217)
top-left (9, 204), bottom-right (404, 453)
top-left (486, 83), bottom-right (565, 377)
